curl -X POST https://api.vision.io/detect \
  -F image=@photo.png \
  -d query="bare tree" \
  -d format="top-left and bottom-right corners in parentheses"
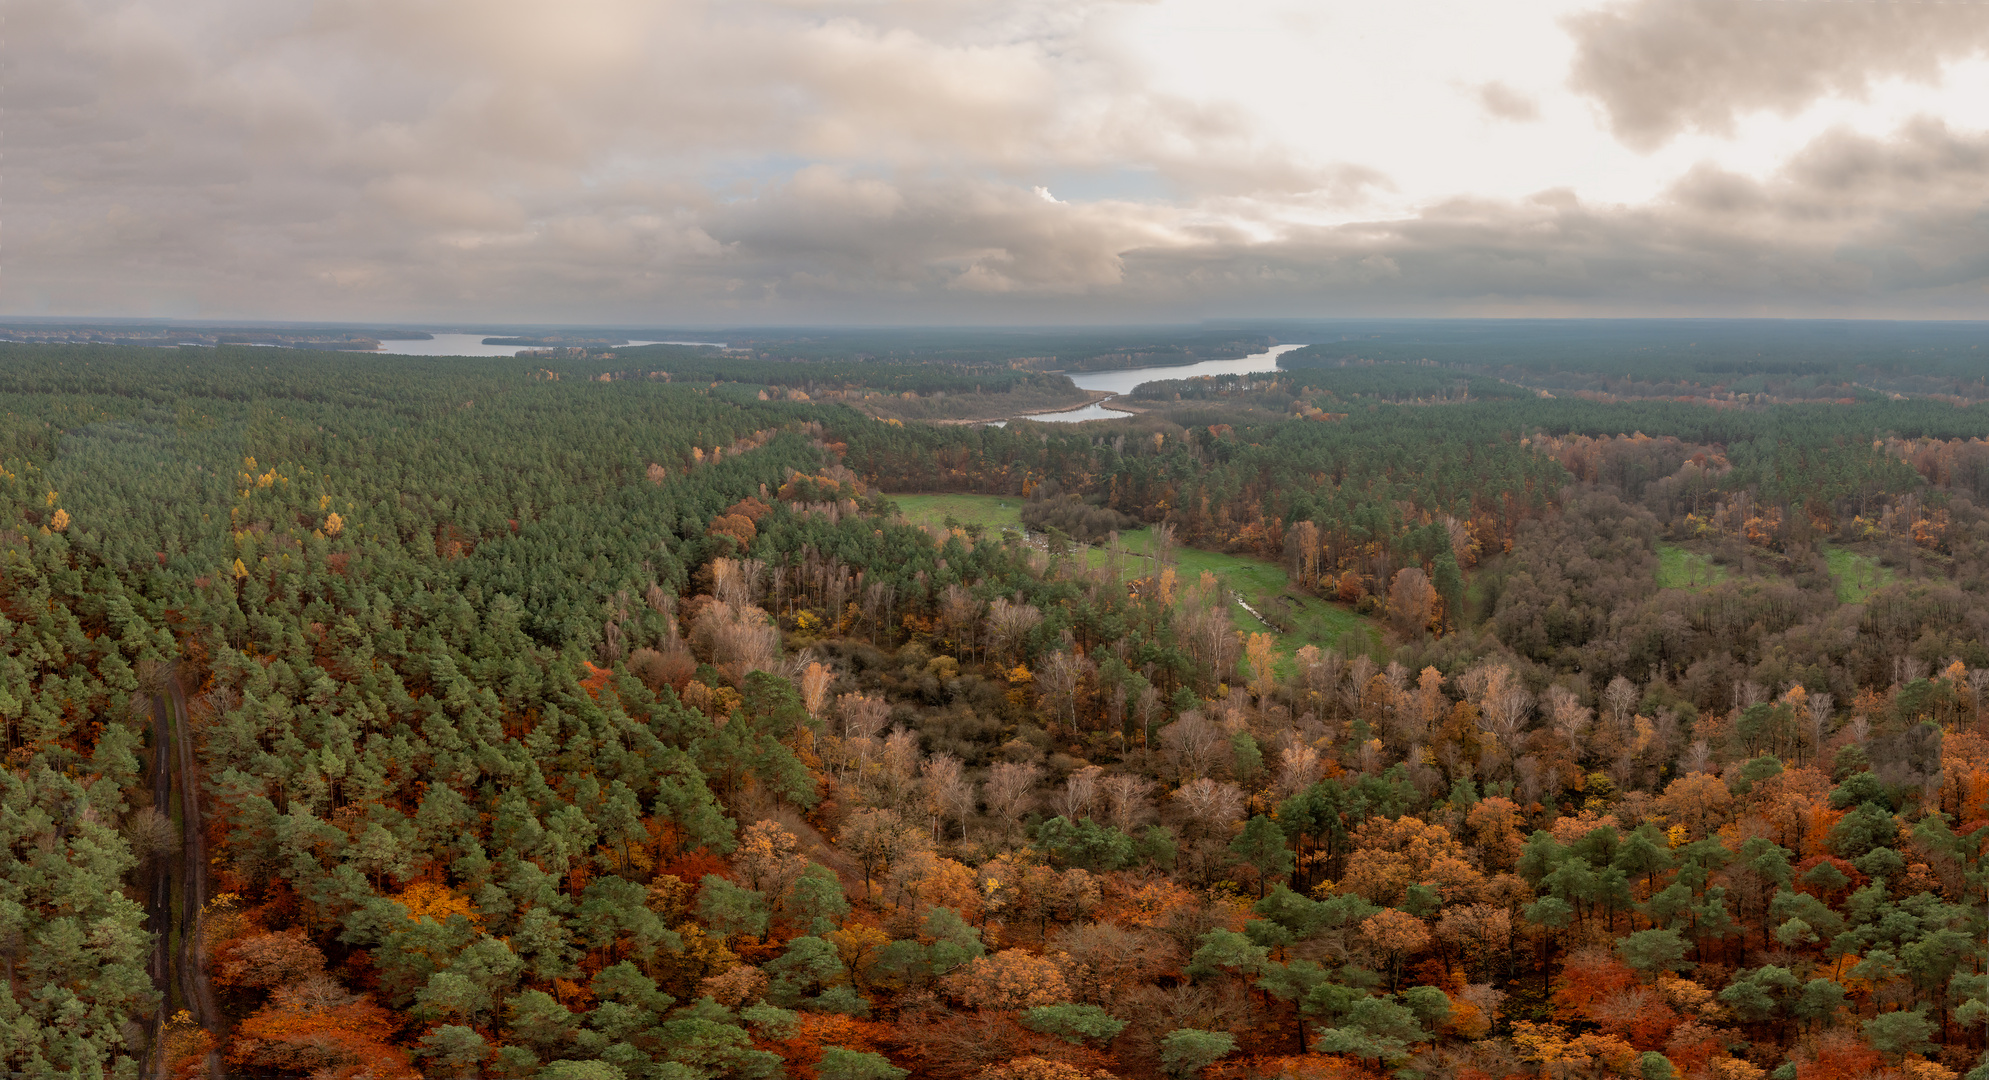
top-left (1177, 572), bottom-right (1241, 683)
top-left (1293, 645), bottom-right (1323, 699)
top-left (1474, 664), bottom-right (1534, 767)
top-left (1152, 521), bottom-right (1177, 566)
top-left (798, 660), bottom-right (834, 719)
top-left (1543, 685), bottom-right (1591, 748)
top-left (1100, 774), bottom-right (1156, 833)
top-left (841, 808), bottom-right (915, 896)
top-left (1383, 661), bottom-right (1409, 698)
top-left (1683, 739), bottom-right (1712, 774)
top-left (122, 806), bottom-right (177, 869)
top-left (921, 754), bottom-right (975, 839)
top-left (1049, 765), bottom-right (1104, 821)
top-left (1134, 683), bottom-right (1163, 745)
top-left (941, 584), bottom-right (982, 661)
top-left (984, 762), bottom-right (1043, 830)
top-left (645, 581), bottom-right (676, 620)
top-left (767, 567), bottom-right (788, 618)
top-left (1172, 778), bottom-right (1245, 839)
top-left (862, 580), bottom-right (894, 643)
top-left (837, 692), bottom-right (891, 780)
top-left (1386, 568), bottom-right (1438, 638)
top-left (985, 597), bottom-right (1044, 665)
top-left (1732, 680), bottom-right (1766, 710)
top-left (1358, 737), bottom-right (1385, 775)
top-left (1307, 648), bottom-right (1345, 702)
top-left (690, 598), bottom-right (779, 686)
top-left (712, 557), bottom-right (765, 609)
top-left (1285, 520), bottom-right (1321, 587)
top-left (1806, 692), bottom-right (1834, 764)
top-left (1602, 676), bottom-right (1639, 729)
top-left (839, 692), bottom-right (890, 741)
top-left (1161, 711), bottom-right (1227, 779)
top-left (876, 727), bottom-right (923, 802)
top-left (1273, 743), bottom-right (1323, 800)
top-left (1037, 649), bottom-right (1088, 735)
top-left (1343, 654), bottom-right (1379, 715)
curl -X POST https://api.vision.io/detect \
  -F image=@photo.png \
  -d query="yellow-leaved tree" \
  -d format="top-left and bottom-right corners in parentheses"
top-left (1245, 632), bottom-right (1279, 701)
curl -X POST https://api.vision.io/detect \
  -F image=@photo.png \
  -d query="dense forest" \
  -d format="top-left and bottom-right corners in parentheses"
top-left (1277, 321), bottom-right (1989, 403)
top-left (7, 325), bottom-right (1989, 1080)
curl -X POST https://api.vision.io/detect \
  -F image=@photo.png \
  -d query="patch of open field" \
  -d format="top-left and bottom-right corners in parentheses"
top-left (1823, 544), bottom-right (1896, 604)
top-left (1657, 543), bottom-right (1729, 590)
top-left (892, 493), bottom-right (1025, 533)
top-left (890, 492), bottom-right (1380, 661)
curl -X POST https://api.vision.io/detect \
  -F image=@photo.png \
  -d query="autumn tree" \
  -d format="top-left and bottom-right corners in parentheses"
top-left (941, 949), bottom-right (1071, 1009)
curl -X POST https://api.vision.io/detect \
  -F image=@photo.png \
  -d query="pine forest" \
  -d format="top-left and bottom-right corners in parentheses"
top-left (11, 326), bottom-right (1989, 1080)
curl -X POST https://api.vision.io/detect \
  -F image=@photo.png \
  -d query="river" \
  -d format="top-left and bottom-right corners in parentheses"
top-left (373, 333), bottom-right (724, 357)
top-left (1017, 342), bottom-right (1305, 422)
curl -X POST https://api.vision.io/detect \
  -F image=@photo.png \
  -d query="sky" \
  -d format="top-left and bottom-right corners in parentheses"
top-left (9, 0), bottom-right (1989, 325)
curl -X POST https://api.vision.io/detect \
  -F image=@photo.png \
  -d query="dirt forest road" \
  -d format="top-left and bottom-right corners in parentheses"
top-left (145, 691), bottom-right (171, 1022)
top-left (146, 665), bottom-right (223, 1080)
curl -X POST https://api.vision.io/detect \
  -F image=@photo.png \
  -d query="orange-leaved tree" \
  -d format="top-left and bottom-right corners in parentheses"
top-left (941, 949), bottom-right (1071, 1009)
top-left (230, 979), bottom-right (417, 1080)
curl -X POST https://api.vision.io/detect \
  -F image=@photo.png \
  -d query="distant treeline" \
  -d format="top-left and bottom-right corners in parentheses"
top-left (1280, 319), bottom-right (1989, 401)
top-left (1132, 366), bottom-right (1527, 404)
top-left (615, 347), bottom-right (1079, 398)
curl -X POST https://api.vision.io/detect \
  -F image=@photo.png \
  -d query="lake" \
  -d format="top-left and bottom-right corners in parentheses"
top-left (1020, 342), bottom-right (1305, 422)
top-left (373, 334), bottom-right (724, 357)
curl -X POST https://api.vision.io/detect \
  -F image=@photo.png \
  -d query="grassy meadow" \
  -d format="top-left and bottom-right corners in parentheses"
top-left (891, 492), bottom-right (1380, 663)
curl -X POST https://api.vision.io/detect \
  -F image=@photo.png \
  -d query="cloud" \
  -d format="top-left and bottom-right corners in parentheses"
top-left (20, 108), bottom-right (1989, 321)
top-left (8, 0), bottom-right (1989, 322)
top-left (1115, 117), bottom-right (1989, 317)
top-left (1564, 0), bottom-right (1989, 150)
top-left (1475, 81), bottom-right (1540, 123)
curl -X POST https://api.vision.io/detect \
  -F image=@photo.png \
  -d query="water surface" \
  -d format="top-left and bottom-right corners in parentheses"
top-left (374, 334), bottom-right (721, 357)
top-left (1022, 342), bottom-right (1305, 422)
top-left (1022, 401), bottom-right (1138, 423)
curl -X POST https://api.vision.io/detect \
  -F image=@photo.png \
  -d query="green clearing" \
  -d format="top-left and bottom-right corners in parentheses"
top-left (890, 492), bottom-right (1379, 659)
top-left (1657, 543), bottom-right (1729, 590)
top-left (1823, 544), bottom-right (1896, 603)
top-left (892, 492), bottom-right (1026, 533)
top-left (1656, 541), bottom-right (1894, 604)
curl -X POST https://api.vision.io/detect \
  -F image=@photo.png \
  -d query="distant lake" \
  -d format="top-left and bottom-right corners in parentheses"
top-left (373, 334), bottom-right (723, 357)
top-left (1025, 401), bottom-right (1137, 423)
top-left (1022, 342), bottom-right (1306, 422)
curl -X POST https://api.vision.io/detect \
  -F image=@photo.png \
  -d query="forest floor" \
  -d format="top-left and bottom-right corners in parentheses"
top-left (893, 493), bottom-right (1379, 665)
